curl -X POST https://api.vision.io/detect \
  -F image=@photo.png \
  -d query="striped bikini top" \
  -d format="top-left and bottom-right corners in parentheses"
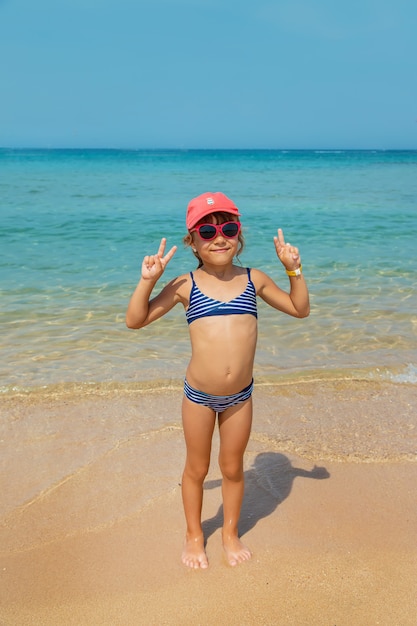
top-left (186, 268), bottom-right (258, 325)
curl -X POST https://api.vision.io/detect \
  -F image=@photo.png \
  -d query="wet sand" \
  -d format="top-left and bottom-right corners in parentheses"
top-left (1, 379), bottom-right (416, 625)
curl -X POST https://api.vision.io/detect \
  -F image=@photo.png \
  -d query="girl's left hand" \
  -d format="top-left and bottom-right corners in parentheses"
top-left (273, 228), bottom-right (301, 270)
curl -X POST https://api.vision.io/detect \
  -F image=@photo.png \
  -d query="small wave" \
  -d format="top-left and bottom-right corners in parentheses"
top-left (385, 363), bottom-right (417, 384)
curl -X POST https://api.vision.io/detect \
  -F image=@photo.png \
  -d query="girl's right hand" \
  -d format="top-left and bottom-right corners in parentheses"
top-left (141, 238), bottom-right (177, 281)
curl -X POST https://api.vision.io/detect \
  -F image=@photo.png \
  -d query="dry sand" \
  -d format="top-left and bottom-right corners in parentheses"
top-left (1, 379), bottom-right (416, 625)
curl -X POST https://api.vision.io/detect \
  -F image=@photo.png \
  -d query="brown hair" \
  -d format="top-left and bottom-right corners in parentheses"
top-left (183, 211), bottom-right (245, 268)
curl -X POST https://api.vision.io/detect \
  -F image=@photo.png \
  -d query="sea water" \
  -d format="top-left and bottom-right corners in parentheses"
top-left (1, 148), bottom-right (417, 390)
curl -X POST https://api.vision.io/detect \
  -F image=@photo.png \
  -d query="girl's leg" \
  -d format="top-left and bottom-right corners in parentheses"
top-left (218, 397), bottom-right (253, 566)
top-left (181, 395), bottom-right (216, 569)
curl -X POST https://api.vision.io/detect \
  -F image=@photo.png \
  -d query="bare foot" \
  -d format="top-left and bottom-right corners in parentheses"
top-left (181, 533), bottom-right (209, 569)
top-left (222, 533), bottom-right (252, 567)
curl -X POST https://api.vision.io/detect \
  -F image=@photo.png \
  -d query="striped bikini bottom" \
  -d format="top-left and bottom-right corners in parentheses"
top-left (183, 378), bottom-right (254, 413)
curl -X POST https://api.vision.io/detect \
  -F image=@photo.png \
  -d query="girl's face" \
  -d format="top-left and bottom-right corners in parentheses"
top-left (190, 212), bottom-right (242, 265)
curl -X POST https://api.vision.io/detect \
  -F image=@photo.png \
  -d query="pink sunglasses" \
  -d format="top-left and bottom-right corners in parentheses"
top-left (190, 221), bottom-right (241, 241)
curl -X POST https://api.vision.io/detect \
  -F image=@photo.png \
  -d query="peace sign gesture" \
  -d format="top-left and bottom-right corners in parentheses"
top-left (273, 228), bottom-right (301, 271)
top-left (141, 238), bottom-right (177, 281)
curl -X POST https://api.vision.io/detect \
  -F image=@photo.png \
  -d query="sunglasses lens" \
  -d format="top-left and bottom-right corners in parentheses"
top-left (222, 223), bottom-right (239, 237)
top-left (198, 225), bottom-right (217, 240)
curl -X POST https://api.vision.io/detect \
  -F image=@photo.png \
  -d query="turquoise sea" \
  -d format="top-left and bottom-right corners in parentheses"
top-left (1, 148), bottom-right (417, 390)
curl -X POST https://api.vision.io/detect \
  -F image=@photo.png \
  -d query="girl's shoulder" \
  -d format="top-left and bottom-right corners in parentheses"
top-left (172, 271), bottom-right (192, 281)
top-left (248, 268), bottom-right (281, 294)
top-left (166, 272), bottom-right (193, 300)
top-left (248, 267), bottom-right (271, 284)
top-left (152, 272), bottom-right (192, 309)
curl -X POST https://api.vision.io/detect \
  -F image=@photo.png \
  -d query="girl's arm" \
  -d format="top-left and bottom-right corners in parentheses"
top-left (125, 238), bottom-right (180, 329)
top-left (254, 228), bottom-right (310, 318)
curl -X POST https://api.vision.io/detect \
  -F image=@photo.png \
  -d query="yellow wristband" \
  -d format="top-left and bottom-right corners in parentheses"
top-left (286, 264), bottom-right (302, 277)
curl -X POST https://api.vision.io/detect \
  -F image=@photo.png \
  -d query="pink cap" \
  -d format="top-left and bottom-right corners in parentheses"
top-left (186, 192), bottom-right (241, 230)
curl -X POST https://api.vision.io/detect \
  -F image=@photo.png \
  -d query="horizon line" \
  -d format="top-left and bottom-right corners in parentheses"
top-left (1, 146), bottom-right (417, 152)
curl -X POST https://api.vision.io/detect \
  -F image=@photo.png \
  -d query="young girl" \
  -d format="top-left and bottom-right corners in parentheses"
top-left (126, 192), bottom-right (310, 569)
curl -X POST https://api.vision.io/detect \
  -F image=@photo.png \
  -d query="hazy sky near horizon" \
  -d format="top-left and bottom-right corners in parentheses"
top-left (1, 0), bottom-right (416, 149)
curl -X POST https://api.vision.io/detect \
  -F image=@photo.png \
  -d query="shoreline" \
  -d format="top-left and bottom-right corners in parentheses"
top-left (1, 378), bottom-right (416, 624)
top-left (1, 361), bottom-right (416, 395)
top-left (1, 377), bottom-right (416, 465)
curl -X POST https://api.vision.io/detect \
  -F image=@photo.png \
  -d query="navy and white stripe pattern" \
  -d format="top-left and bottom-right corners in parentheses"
top-left (184, 378), bottom-right (254, 413)
top-left (186, 268), bottom-right (258, 325)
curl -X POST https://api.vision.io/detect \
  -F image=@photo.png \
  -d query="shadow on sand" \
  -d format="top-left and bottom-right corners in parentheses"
top-left (202, 452), bottom-right (330, 540)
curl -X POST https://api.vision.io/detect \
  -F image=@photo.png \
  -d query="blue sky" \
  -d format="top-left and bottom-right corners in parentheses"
top-left (1, 0), bottom-right (416, 149)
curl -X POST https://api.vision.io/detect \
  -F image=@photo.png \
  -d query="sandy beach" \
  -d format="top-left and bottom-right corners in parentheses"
top-left (1, 378), bottom-right (416, 625)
